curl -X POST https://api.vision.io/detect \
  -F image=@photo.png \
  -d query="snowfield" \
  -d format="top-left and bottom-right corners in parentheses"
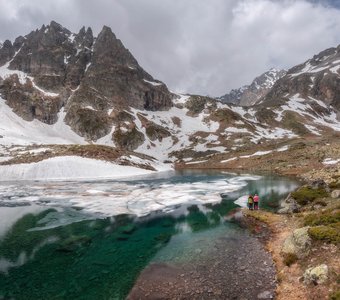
top-left (0, 97), bottom-right (85, 146)
top-left (0, 156), bottom-right (172, 181)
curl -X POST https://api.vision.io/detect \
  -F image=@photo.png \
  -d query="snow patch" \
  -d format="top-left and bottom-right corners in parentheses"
top-left (0, 98), bottom-right (85, 146)
top-left (0, 156), bottom-right (158, 181)
top-left (143, 79), bottom-right (163, 86)
top-left (323, 158), bottom-right (340, 165)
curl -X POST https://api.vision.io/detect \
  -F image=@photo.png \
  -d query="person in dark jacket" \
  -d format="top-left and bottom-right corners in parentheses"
top-left (247, 195), bottom-right (254, 210)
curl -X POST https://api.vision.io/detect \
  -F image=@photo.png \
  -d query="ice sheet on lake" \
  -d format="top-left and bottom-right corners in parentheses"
top-left (0, 174), bottom-right (262, 219)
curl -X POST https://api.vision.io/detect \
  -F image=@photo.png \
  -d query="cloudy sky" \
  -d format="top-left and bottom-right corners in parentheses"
top-left (1, 0), bottom-right (340, 96)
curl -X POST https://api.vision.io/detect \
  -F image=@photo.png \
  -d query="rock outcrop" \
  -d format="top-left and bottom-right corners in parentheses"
top-left (278, 193), bottom-right (301, 214)
top-left (303, 264), bottom-right (328, 285)
top-left (281, 227), bottom-right (311, 259)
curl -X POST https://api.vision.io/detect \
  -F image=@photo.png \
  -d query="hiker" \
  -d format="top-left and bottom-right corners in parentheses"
top-left (247, 195), bottom-right (254, 210)
top-left (253, 194), bottom-right (259, 210)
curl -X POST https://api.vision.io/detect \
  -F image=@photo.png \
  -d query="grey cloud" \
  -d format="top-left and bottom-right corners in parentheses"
top-left (0, 0), bottom-right (340, 96)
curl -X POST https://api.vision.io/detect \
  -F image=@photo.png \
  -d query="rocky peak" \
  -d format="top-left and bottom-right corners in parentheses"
top-left (217, 68), bottom-right (286, 106)
top-left (75, 26), bottom-right (93, 48)
top-left (251, 68), bottom-right (287, 91)
top-left (49, 20), bottom-right (71, 35)
top-left (93, 25), bottom-right (138, 68)
top-left (0, 21), bottom-right (173, 142)
top-left (0, 40), bottom-right (15, 66)
top-left (13, 36), bottom-right (25, 51)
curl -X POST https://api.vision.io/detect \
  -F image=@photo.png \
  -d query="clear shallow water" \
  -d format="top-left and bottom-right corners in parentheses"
top-left (0, 170), bottom-right (299, 299)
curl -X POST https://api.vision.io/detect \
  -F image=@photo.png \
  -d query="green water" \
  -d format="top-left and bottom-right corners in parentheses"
top-left (0, 171), bottom-right (299, 299)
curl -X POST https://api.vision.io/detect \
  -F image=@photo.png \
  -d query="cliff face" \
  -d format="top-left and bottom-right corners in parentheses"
top-left (0, 21), bottom-right (173, 140)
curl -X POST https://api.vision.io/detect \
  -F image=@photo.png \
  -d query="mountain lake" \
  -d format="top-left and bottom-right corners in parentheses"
top-left (0, 170), bottom-right (300, 299)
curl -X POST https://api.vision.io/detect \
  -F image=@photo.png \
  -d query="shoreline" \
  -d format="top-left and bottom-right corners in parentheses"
top-left (242, 209), bottom-right (308, 299)
top-left (243, 200), bottom-right (339, 300)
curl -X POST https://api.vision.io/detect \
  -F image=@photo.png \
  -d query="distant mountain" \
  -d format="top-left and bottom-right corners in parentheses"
top-left (217, 68), bottom-right (286, 106)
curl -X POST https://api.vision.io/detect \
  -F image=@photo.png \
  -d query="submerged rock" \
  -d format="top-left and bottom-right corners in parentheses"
top-left (282, 227), bottom-right (311, 258)
top-left (303, 264), bottom-right (328, 285)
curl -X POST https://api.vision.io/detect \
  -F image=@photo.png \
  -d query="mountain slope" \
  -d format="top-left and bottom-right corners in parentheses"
top-left (256, 45), bottom-right (340, 136)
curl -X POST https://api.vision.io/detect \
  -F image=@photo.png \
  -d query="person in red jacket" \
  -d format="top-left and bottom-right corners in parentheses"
top-left (253, 194), bottom-right (259, 210)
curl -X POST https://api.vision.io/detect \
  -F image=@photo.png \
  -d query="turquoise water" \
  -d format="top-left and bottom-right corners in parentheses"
top-left (0, 170), bottom-right (299, 299)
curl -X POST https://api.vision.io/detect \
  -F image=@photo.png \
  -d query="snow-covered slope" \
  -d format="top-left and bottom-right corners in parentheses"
top-left (0, 97), bottom-right (85, 146)
top-left (0, 156), bottom-right (164, 181)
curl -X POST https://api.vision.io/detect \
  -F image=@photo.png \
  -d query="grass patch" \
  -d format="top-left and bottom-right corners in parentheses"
top-left (244, 210), bottom-right (277, 225)
top-left (304, 210), bottom-right (340, 226)
top-left (291, 186), bottom-right (329, 205)
top-left (283, 253), bottom-right (298, 267)
top-left (308, 224), bottom-right (340, 244)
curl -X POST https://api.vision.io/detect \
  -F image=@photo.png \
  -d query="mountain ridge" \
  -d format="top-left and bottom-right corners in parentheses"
top-left (0, 21), bottom-right (339, 181)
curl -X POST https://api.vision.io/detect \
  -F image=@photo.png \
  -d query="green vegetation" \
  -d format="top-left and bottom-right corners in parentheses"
top-left (303, 205), bottom-right (340, 244)
top-left (308, 224), bottom-right (340, 244)
top-left (304, 210), bottom-right (340, 226)
top-left (291, 186), bottom-right (329, 205)
top-left (283, 253), bottom-right (298, 267)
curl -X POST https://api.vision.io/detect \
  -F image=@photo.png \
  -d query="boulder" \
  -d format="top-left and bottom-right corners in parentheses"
top-left (282, 227), bottom-right (311, 258)
top-left (303, 264), bottom-right (328, 285)
top-left (331, 189), bottom-right (340, 199)
top-left (277, 193), bottom-right (301, 214)
top-left (310, 179), bottom-right (330, 192)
